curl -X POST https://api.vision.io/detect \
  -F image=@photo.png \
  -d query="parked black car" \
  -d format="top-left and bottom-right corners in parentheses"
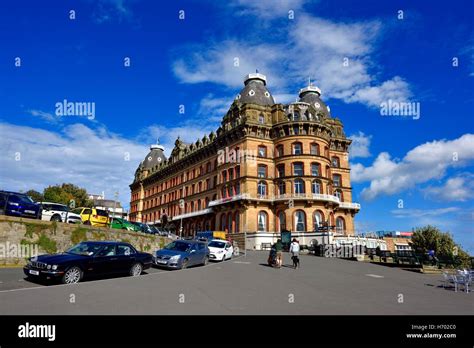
top-left (0, 190), bottom-right (42, 219)
top-left (23, 241), bottom-right (153, 284)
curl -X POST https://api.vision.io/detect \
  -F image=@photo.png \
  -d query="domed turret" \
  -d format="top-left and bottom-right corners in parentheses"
top-left (298, 83), bottom-right (331, 117)
top-left (235, 72), bottom-right (275, 106)
top-left (142, 142), bottom-right (166, 170)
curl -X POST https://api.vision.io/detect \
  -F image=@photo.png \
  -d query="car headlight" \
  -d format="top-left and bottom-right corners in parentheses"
top-left (52, 265), bottom-right (58, 270)
top-left (27, 260), bottom-right (32, 266)
top-left (169, 255), bottom-right (181, 262)
top-left (47, 264), bottom-right (51, 269)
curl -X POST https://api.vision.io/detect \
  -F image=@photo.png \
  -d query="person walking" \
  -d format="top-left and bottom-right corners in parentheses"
top-left (275, 239), bottom-right (283, 268)
top-left (289, 238), bottom-right (300, 269)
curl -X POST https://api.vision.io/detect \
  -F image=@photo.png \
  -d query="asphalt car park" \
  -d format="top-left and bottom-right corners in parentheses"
top-left (0, 251), bottom-right (472, 315)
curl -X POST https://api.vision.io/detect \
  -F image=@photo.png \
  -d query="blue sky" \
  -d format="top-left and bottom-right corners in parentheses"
top-left (0, 0), bottom-right (473, 252)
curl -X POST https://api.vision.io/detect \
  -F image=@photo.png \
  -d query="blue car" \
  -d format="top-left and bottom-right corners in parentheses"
top-left (154, 240), bottom-right (209, 270)
top-left (0, 191), bottom-right (42, 219)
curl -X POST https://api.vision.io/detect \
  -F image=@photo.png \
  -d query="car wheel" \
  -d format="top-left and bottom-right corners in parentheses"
top-left (130, 263), bottom-right (142, 276)
top-left (181, 259), bottom-right (189, 269)
top-left (84, 221), bottom-right (91, 225)
top-left (62, 266), bottom-right (82, 284)
top-left (51, 215), bottom-right (62, 222)
top-left (203, 256), bottom-right (209, 266)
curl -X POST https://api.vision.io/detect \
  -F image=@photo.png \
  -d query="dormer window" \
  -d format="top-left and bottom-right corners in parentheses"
top-left (258, 115), bottom-right (264, 124)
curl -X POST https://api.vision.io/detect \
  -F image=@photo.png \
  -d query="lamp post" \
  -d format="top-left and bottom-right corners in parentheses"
top-left (179, 199), bottom-right (184, 239)
top-left (111, 191), bottom-right (118, 228)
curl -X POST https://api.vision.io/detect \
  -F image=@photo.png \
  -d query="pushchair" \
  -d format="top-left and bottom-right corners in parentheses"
top-left (267, 246), bottom-right (277, 267)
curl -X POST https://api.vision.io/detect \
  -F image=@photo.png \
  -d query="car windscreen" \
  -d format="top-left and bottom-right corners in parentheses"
top-left (164, 241), bottom-right (190, 252)
top-left (208, 241), bottom-right (226, 248)
top-left (66, 242), bottom-right (104, 256)
top-left (49, 204), bottom-right (68, 212)
top-left (95, 209), bottom-right (109, 217)
top-left (11, 194), bottom-right (34, 204)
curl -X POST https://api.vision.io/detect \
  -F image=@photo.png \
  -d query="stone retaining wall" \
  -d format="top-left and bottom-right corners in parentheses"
top-left (0, 216), bottom-right (170, 266)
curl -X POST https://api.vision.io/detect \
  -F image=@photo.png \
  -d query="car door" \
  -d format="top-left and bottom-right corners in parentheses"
top-left (92, 245), bottom-right (119, 274)
top-left (225, 242), bottom-right (233, 259)
top-left (196, 243), bottom-right (206, 264)
top-left (188, 244), bottom-right (200, 265)
top-left (82, 208), bottom-right (92, 224)
top-left (0, 193), bottom-right (7, 214)
top-left (116, 244), bottom-right (136, 272)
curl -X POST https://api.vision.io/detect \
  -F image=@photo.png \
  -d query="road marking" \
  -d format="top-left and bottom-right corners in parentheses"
top-left (365, 274), bottom-right (384, 278)
top-left (233, 261), bottom-right (251, 264)
top-left (0, 254), bottom-right (245, 293)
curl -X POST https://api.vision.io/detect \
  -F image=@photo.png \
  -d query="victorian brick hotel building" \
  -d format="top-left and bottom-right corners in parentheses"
top-left (130, 73), bottom-right (360, 246)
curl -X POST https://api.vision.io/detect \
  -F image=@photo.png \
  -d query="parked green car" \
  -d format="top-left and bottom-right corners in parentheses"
top-left (109, 218), bottom-right (140, 231)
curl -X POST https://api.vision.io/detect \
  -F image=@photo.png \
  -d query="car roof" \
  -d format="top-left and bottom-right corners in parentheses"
top-left (40, 202), bottom-right (66, 206)
top-left (81, 241), bottom-right (129, 245)
top-left (0, 190), bottom-right (28, 195)
top-left (209, 239), bottom-right (228, 242)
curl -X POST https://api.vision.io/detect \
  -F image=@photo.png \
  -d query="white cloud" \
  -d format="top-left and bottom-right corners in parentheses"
top-left (143, 121), bottom-right (218, 158)
top-left (172, 14), bottom-right (412, 109)
top-left (92, 0), bottom-right (134, 23)
top-left (423, 173), bottom-right (474, 202)
top-left (173, 41), bottom-right (286, 89)
top-left (289, 15), bottom-right (411, 107)
top-left (348, 131), bottom-right (372, 158)
top-left (0, 122), bottom-right (148, 209)
top-left (231, 0), bottom-right (308, 18)
top-left (198, 94), bottom-right (234, 122)
top-left (391, 207), bottom-right (460, 218)
top-left (28, 110), bottom-right (59, 124)
top-left (352, 134), bottom-right (474, 200)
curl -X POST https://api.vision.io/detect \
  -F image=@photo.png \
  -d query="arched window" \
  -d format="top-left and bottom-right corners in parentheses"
top-left (313, 210), bottom-right (324, 231)
top-left (258, 164), bottom-right (267, 178)
top-left (228, 169), bottom-right (234, 181)
top-left (221, 214), bottom-right (226, 231)
top-left (294, 179), bottom-right (305, 194)
top-left (310, 143), bottom-right (320, 155)
top-left (293, 162), bottom-right (304, 176)
top-left (258, 181), bottom-right (267, 197)
top-left (228, 213), bottom-right (233, 233)
top-left (292, 142), bottom-right (303, 155)
top-left (311, 163), bottom-right (321, 176)
top-left (336, 217), bottom-right (345, 233)
top-left (333, 174), bottom-right (342, 187)
top-left (235, 165), bottom-right (241, 178)
top-left (278, 211), bottom-right (286, 232)
top-left (234, 212), bottom-right (240, 233)
top-left (278, 181), bottom-right (286, 195)
top-left (258, 146), bottom-right (267, 158)
top-left (198, 200), bottom-right (202, 210)
top-left (277, 164), bottom-right (285, 178)
top-left (222, 171), bottom-right (227, 183)
top-left (294, 210), bottom-right (306, 232)
top-left (312, 180), bottom-right (321, 194)
top-left (276, 145), bottom-right (284, 157)
top-left (331, 156), bottom-right (340, 168)
top-left (334, 189), bottom-right (343, 202)
top-left (205, 197), bottom-right (210, 208)
top-left (257, 211), bottom-right (268, 232)
top-left (293, 111), bottom-right (300, 120)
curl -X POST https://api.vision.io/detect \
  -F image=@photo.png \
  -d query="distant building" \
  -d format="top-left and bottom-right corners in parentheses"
top-left (88, 193), bottom-right (127, 219)
top-left (374, 231), bottom-right (413, 252)
top-left (130, 73), bottom-right (360, 239)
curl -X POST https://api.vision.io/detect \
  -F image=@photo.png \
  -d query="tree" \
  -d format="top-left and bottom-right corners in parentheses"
top-left (411, 225), bottom-right (471, 268)
top-left (25, 189), bottom-right (43, 202)
top-left (43, 183), bottom-right (93, 208)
